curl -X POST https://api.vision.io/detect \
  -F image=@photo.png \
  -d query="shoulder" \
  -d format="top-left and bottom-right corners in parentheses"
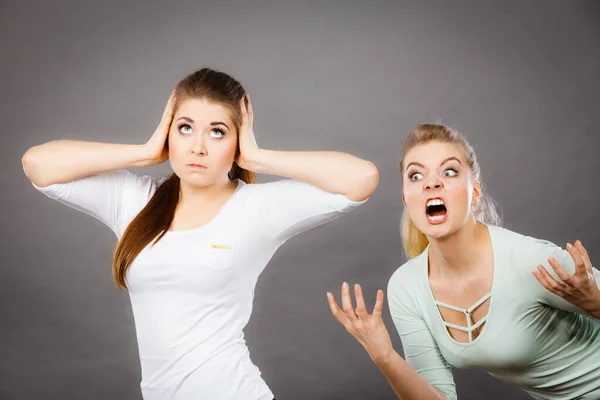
top-left (387, 251), bottom-right (428, 316)
top-left (241, 178), bottom-right (366, 210)
top-left (240, 178), bottom-right (294, 194)
top-left (242, 178), bottom-right (318, 196)
top-left (116, 170), bottom-right (164, 223)
top-left (488, 224), bottom-right (571, 275)
top-left (230, 179), bottom-right (268, 203)
top-left (31, 169), bottom-right (160, 201)
top-left (388, 253), bottom-right (426, 290)
top-left (119, 170), bottom-right (163, 202)
top-left (122, 169), bottom-right (161, 187)
top-left (493, 225), bottom-right (564, 259)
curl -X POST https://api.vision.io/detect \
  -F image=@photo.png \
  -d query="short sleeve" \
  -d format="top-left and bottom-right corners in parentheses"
top-left (31, 170), bottom-right (159, 237)
top-left (387, 269), bottom-right (458, 400)
top-left (514, 236), bottom-right (600, 317)
top-left (253, 179), bottom-right (368, 243)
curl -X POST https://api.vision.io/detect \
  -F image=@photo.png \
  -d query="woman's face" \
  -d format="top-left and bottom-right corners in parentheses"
top-left (402, 141), bottom-right (480, 239)
top-left (168, 97), bottom-right (238, 187)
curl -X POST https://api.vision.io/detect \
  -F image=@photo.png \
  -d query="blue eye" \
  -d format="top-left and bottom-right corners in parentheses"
top-left (210, 128), bottom-right (225, 138)
top-left (178, 124), bottom-right (192, 135)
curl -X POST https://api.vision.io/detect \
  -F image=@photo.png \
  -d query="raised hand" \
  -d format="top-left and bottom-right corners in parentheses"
top-left (533, 240), bottom-right (600, 317)
top-left (143, 90), bottom-right (176, 166)
top-left (236, 94), bottom-right (260, 171)
top-left (327, 282), bottom-right (394, 364)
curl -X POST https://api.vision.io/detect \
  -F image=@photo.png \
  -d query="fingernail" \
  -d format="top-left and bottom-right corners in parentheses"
top-left (567, 243), bottom-right (572, 250)
top-left (343, 282), bottom-right (348, 289)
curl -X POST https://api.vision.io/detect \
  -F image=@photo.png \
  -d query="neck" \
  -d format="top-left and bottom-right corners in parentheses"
top-left (428, 218), bottom-right (489, 279)
top-left (178, 177), bottom-right (238, 209)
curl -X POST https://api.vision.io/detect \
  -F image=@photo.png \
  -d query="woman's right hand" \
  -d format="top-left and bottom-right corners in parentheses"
top-left (327, 283), bottom-right (395, 364)
top-left (143, 90), bottom-right (176, 166)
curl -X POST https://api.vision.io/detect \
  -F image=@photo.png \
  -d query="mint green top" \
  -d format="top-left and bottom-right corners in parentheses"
top-left (387, 225), bottom-right (600, 400)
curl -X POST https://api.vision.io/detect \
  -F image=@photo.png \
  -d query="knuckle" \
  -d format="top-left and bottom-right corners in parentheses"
top-left (555, 281), bottom-right (564, 289)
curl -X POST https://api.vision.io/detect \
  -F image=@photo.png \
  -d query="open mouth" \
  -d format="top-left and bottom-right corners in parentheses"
top-left (426, 198), bottom-right (447, 223)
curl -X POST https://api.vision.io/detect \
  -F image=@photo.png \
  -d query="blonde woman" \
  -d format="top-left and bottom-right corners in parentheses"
top-left (327, 124), bottom-right (600, 400)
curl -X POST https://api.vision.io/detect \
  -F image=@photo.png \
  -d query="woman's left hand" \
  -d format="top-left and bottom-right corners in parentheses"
top-left (236, 94), bottom-right (261, 171)
top-left (533, 240), bottom-right (600, 317)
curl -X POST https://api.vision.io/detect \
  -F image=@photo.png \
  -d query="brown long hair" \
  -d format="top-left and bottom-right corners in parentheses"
top-left (112, 68), bottom-right (257, 289)
top-left (399, 124), bottom-right (501, 259)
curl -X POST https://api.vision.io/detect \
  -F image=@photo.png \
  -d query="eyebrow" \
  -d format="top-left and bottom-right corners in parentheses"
top-left (405, 157), bottom-right (462, 171)
top-left (175, 116), bottom-right (230, 130)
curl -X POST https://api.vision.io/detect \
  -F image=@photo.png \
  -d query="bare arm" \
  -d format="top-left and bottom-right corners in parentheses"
top-left (247, 150), bottom-right (378, 202)
top-left (327, 284), bottom-right (451, 400)
top-left (375, 350), bottom-right (448, 400)
top-left (22, 141), bottom-right (156, 187)
top-left (22, 91), bottom-right (175, 187)
top-left (236, 96), bottom-right (379, 202)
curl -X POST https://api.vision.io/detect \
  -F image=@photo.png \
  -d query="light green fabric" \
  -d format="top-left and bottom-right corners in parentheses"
top-left (387, 225), bottom-right (600, 400)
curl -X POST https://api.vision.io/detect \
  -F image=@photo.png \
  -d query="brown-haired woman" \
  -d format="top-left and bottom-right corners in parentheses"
top-left (327, 124), bottom-right (600, 400)
top-left (23, 68), bottom-right (379, 400)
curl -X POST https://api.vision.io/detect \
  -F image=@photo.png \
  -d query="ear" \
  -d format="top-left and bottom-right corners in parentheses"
top-left (471, 180), bottom-right (481, 206)
top-left (402, 192), bottom-right (407, 207)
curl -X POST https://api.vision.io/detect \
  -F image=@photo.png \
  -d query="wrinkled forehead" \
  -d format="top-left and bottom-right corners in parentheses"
top-left (403, 141), bottom-right (467, 169)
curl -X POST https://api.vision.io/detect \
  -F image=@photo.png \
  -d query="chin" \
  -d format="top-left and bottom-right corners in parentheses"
top-left (423, 226), bottom-right (452, 240)
top-left (416, 217), bottom-right (458, 240)
top-left (178, 172), bottom-right (210, 185)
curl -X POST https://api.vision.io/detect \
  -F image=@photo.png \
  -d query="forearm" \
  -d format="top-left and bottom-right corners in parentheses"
top-left (375, 350), bottom-right (448, 400)
top-left (247, 149), bottom-right (378, 201)
top-left (22, 140), bottom-right (151, 187)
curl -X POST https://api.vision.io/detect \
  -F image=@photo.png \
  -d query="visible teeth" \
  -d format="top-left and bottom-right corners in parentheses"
top-left (427, 199), bottom-right (444, 207)
top-left (427, 215), bottom-right (445, 222)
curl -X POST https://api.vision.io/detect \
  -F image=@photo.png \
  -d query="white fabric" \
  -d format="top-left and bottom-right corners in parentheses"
top-left (33, 170), bottom-right (366, 400)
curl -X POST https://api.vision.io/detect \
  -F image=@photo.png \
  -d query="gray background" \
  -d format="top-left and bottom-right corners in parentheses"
top-left (2, 1), bottom-right (599, 399)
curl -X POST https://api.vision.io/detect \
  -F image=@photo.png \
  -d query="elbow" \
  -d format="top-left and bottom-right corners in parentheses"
top-left (347, 161), bottom-right (379, 202)
top-left (22, 146), bottom-right (45, 187)
top-left (364, 161), bottom-right (380, 197)
top-left (22, 147), bottom-right (36, 178)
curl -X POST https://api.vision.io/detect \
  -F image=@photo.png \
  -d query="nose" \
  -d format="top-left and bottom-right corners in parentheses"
top-left (191, 134), bottom-right (206, 155)
top-left (424, 175), bottom-right (443, 190)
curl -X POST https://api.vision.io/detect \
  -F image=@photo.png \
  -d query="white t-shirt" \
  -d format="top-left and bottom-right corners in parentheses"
top-left (33, 170), bottom-right (366, 400)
